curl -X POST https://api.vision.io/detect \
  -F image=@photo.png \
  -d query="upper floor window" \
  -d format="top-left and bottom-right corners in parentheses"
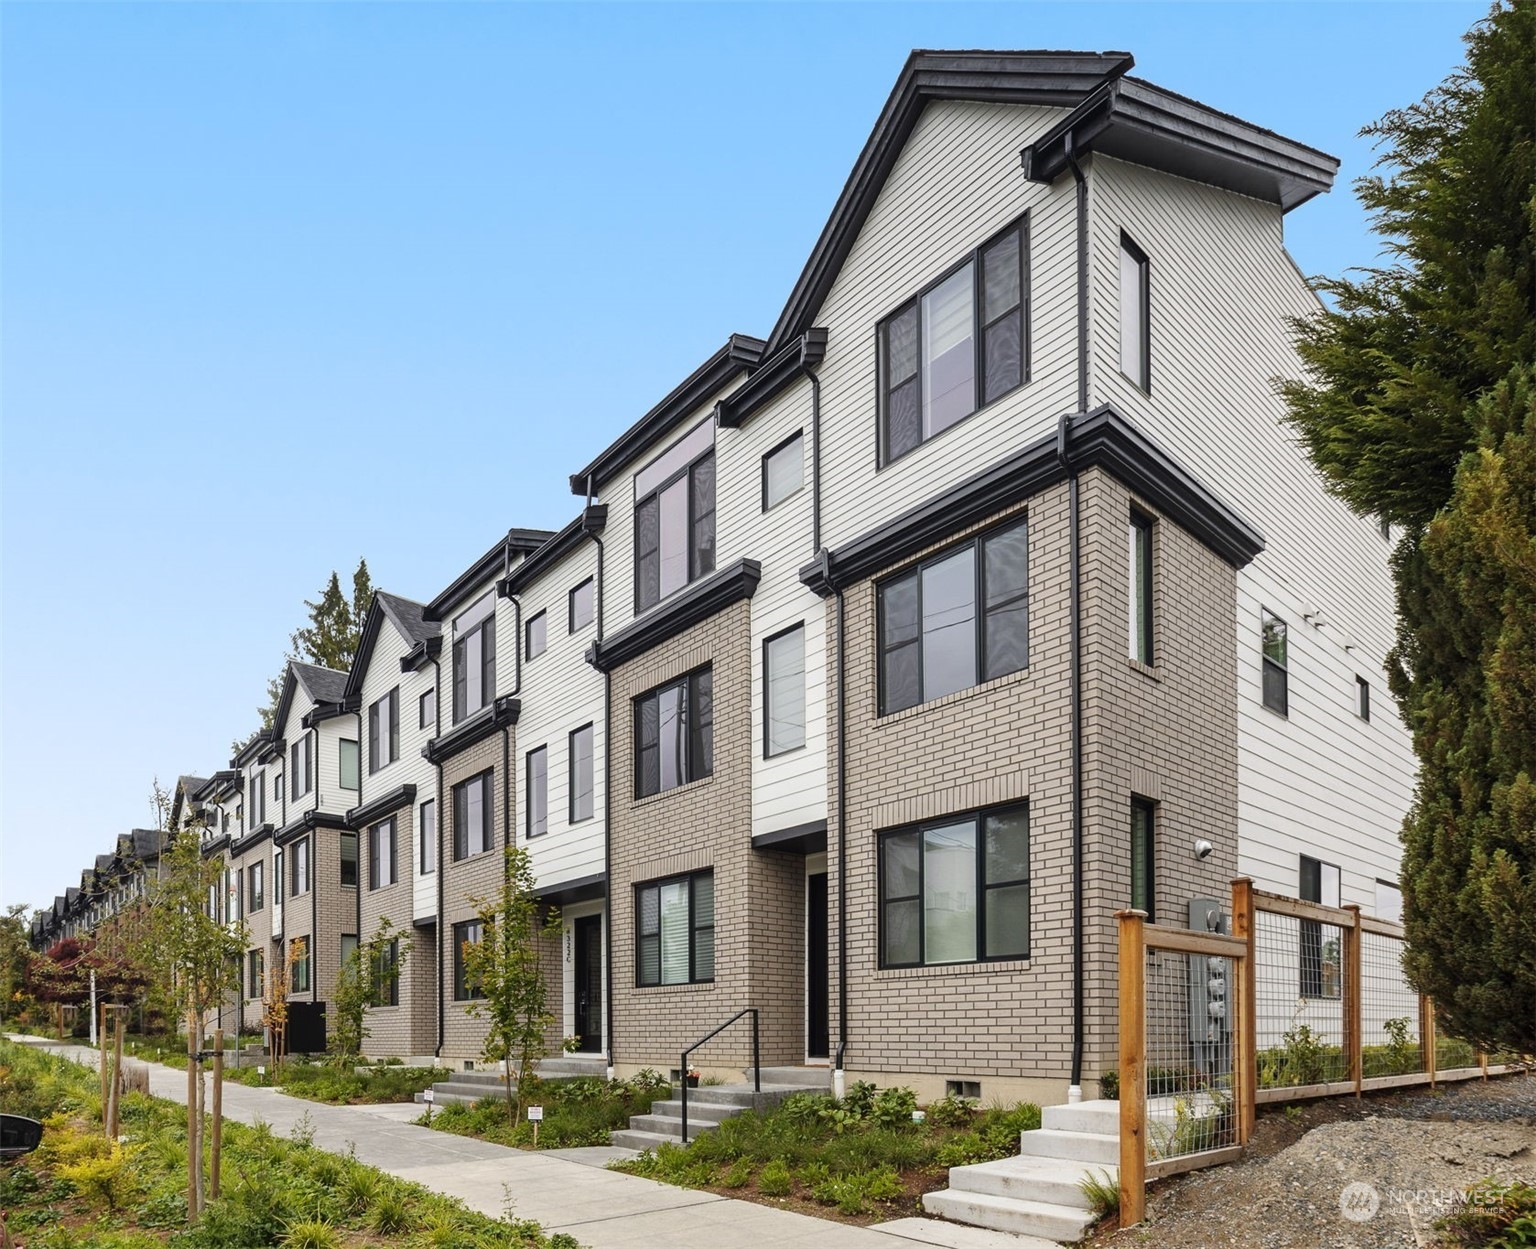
top-left (274, 774), bottom-right (285, 804)
top-left (764, 624), bottom-right (806, 757)
top-left (636, 870), bottom-right (714, 986)
top-left (419, 688), bottom-right (436, 730)
top-left (878, 518), bottom-right (1029, 715)
top-left (291, 836), bottom-right (310, 896)
top-left (249, 771), bottom-right (266, 828)
top-left (635, 419), bottom-right (715, 613)
top-left (339, 739), bottom-right (359, 791)
top-left (879, 803), bottom-right (1029, 967)
top-left (635, 668), bottom-right (713, 798)
top-left (569, 724), bottom-right (594, 822)
top-left (369, 687), bottom-right (399, 773)
top-left (526, 611), bottom-right (547, 661)
top-left (880, 219), bottom-right (1027, 464)
top-left (291, 735), bottom-right (314, 799)
top-left (762, 432), bottom-right (804, 511)
top-left (1261, 611), bottom-right (1288, 716)
top-left (1356, 676), bottom-right (1371, 722)
top-left (248, 861), bottom-right (264, 912)
top-left (1129, 513), bottom-right (1154, 665)
top-left (526, 747), bottom-right (548, 839)
top-left (274, 849), bottom-right (284, 904)
top-left (453, 770), bottom-right (494, 860)
top-left (419, 799), bottom-right (436, 875)
top-left (1119, 234), bottom-right (1150, 391)
top-left (247, 948), bottom-right (264, 999)
top-left (369, 818), bottom-right (397, 890)
top-left (453, 593), bottom-right (497, 724)
top-left (569, 578), bottom-right (595, 633)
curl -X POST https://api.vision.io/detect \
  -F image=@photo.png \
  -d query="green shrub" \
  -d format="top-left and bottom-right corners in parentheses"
top-left (368, 1188), bottom-right (413, 1233)
top-left (870, 1086), bottom-right (918, 1130)
top-left (1438, 1178), bottom-right (1536, 1248)
top-left (758, 1158), bottom-right (792, 1197)
top-left (842, 1081), bottom-right (876, 1118)
top-left (926, 1094), bottom-right (976, 1128)
top-left (1080, 1169), bottom-right (1120, 1220)
top-left (1098, 1070), bottom-right (1120, 1100)
top-left (280, 1218), bottom-right (342, 1249)
top-left (721, 1158), bottom-right (753, 1189)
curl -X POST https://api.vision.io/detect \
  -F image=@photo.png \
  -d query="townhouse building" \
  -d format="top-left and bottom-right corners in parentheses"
top-left (33, 50), bottom-right (1417, 1106)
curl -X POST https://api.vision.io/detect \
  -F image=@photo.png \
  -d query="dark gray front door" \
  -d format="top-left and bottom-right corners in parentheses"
top-left (574, 915), bottom-right (603, 1053)
top-left (808, 874), bottom-right (829, 1059)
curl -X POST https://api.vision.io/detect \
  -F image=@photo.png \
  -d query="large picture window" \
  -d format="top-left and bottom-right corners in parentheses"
top-left (634, 419), bottom-right (715, 613)
top-left (453, 771), bottom-right (494, 860)
top-left (634, 668), bottom-right (713, 798)
top-left (636, 871), bottom-right (714, 986)
top-left (879, 804), bottom-right (1029, 967)
top-left (452, 594), bottom-right (497, 724)
top-left (880, 219), bottom-right (1027, 463)
top-left (878, 518), bottom-right (1029, 714)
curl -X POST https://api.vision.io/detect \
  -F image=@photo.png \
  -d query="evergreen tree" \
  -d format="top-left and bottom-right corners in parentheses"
top-left (254, 558), bottom-right (373, 727)
top-left (1280, 4), bottom-right (1535, 1053)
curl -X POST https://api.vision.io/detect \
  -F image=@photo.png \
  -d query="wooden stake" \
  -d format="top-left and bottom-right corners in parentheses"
top-left (1117, 909), bottom-right (1147, 1229)
top-left (99, 1003), bottom-right (111, 1129)
top-left (1421, 996), bottom-right (1437, 1089)
top-left (1343, 905), bottom-right (1363, 1097)
top-left (108, 1010), bottom-right (125, 1140)
top-left (186, 1011), bottom-right (199, 1217)
top-left (211, 1028), bottom-right (223, 1200)
top-left (1230, 878), bottom-right (1257, 1145)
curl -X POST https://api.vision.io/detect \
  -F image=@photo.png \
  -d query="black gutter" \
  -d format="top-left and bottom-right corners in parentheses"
top-left (806, 355), bottom-right (824, 554)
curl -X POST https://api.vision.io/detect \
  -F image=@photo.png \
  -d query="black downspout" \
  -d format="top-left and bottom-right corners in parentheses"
top-left (833, 582), bottom-right (848, 1085)
top-left (582, 477), bottom-right (614, 1077)
top-left (1065, 131), bottom-right (1089, 1099)
top-left (349, 716), bottom-right (361, 995)
top-left (432, 654), bottom-right (446, 1059)
top-left (801, 363), bottom-right (823, 554)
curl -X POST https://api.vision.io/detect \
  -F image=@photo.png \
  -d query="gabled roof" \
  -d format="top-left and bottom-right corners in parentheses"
top-left (764, 49), bottom-right (1337, 354)
top-left (345, 591), bottom-right (440, 700)
top-left (273, 660), bottom-right (350, 734)
top-left (425, 530), bottom-right (555, 623)
top-left (130, 828), bottom-right (162, 860)
top-left (95, 854), bottom-right (115, 875)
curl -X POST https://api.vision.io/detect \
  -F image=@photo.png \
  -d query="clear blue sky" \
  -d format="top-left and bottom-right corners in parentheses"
top-left (1, 2), bottom-right (1482, 915)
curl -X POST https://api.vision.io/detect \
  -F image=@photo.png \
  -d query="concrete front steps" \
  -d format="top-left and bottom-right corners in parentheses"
top-left (921, 1099), bottom-right (1120, 1243)
top-left (416, 1054), bottom-right (608, 1107)
top-left (611, 1065), bottom-right (828, 1151)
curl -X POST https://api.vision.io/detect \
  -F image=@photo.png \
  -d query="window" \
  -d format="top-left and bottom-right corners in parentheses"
top-left (291, 735), bottom-right (313, 799)
top-left (371, 938), bottom-right (400, 1007)
top-left (290, 938), bottom-right (310, 993)
top-left (1375, 879), bottom-right (1403, 924)
top-left (636, 871), bottom-right (714, 986)
top-left (247, 949), bottom-right (264, 999)
top-left (1261, 611), bottom-right (1289, 715)
top-left (878, 518), bottom-right (1029, 714)
top-left (1356, 676), bottom-right (1371, 721)
top-left (291, 837), bottom-right (310, 896)
top-left (525, 611), bottom-right (547, 661)
top-left (1299, 855), bottom-right (1342, 999)
top-left (274, 850), bottom-right (283, 904)
top-left (569, 578), bottom-right (594, 633)
top-left (1119, 234), bottom-right (1150, 391)
top-left (340, 831), bottom-right (358, 888)
top-left (274, 774), bottom-right (284, 804)
top-left (249, 771), bottom-right (266, 828)
top-left (1129, 513), bottom-right (1154, 665)
top-left (634, 668), bottom-right (713, 798)
top-left (1130, 799), bottom-right (1156, 923)
top-left (339, 739), bottom-right (359, 791)
top-left (369, 688), bottom-right (400, 773)
top-left (341, 934), bottom-right (358, 972)
top-left (879, 803), bottom-right (1029, 967)
top-left (419, 800), bottom-right (436, 874)
top-left (764, 625), bottom-right (806, 757)
top-left (369, 818), bottom-right (397, 889)
top-left (453, 771), bottom-right (494, 860)
top-left (569, 724), bottom-right (594, 823)
top-left (419, 688), bottom-right (435, 730)
top-left (526, 747), bottom-right (548, 839)
top-left (880, 219), bottom-right (1027, 463)
top-left (762, 432), bottom-right (804, 511)
top-left (452, 594), bottom-right (497, 723)
top-left (248, 862), bottom-right (264, 912)
top-left (634, 418), bottom-right (715, 613)
top-left (453, 920), bottom-right (484, 1000)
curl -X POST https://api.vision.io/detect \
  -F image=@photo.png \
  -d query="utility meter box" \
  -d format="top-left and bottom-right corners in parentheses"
top-left (1187, 898), bottom-right (1231, 1078)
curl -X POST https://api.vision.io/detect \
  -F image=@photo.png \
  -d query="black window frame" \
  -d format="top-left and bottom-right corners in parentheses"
top-left (248, 861), bottom-right (264, 912)
top-left (1299, 854), bottom-right (1342, 1000)
top-left (249, 770), bottom-right (266, 828)
top-left (569, 578), bottom-right (595, 633)
top-left (452, 603), bottom-right (497, 725)
top-left (878, 802), bottom-right (1030, 968)
top-left (526, 746), bottom-right (548, 840)
top-left (368, 816), bottom-right (397, 890)
top-left (761, 430), bottom-right (804, 512)
top-left (274, 849), bottom-right (283, 904)
top-left (1356, 676), bottom-right (1371, 722)
top-left (291, 836), bottom-right (310, 896)
top-left (635, 870), bottom-right (715, 987)
top-left (419, 688), bottom-right (435, 730)
top-left (877, 516), bottom-right (1030, 716)
top-left (1119, 232), bottom-right (1151, 393)
top-left (634, 429), bottom-right (715, 615)
top-left (453, 919), bottom-right (484, 1000)
top-left (1130, 798), bottom-right (1156, 923)
top-left (877, 215), bottom-right (1030, 467)
top-left (290, 937), bottom-right (311, 993)
top-left (368, 687), bottom-right (400, 774)
top-left (452, 770), bottom-right (494, 861)
top-left (1129, 511), bottom-right (1154, 665)
top-left (274, 774), bottom-right (285, 804)
top-left (339, 738), bottom-right (359, 791)
top-left (763, 622), bottom-right (807, 758)
top-left (419, 799), bottom-right (436, 875)
top-left (569, 723), bottom-right (594, 823)
top-left (340, 831), bottom-right (358, 889)
top-left (1261, 610), bottom-right (1289, 716)
top-left (370, 938), bottom-right (400, 1007)
top-left (525, 610), bottom-right (547, 661)
top-left (633, 667), bottom-right (713, 799)
top-left (247, 948), bottom-right (264, 999)
top-left (290, 735), bottom-right (313, 799)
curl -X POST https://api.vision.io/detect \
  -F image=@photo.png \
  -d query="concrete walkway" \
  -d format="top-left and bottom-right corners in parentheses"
top-left (6, 1037), bottom-right (1017, 1249)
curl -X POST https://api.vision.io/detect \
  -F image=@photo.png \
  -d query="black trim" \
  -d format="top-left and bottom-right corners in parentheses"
top-left (229, 825), bottom-right (274, 857)
top-left (1119, 232), bottom-right (1151, 393)
top-left (274, 809), bottom-right (350, 847)
top-left (533, 872), bottom-right (607, 905)
top-left (200, 834), bottom-right (231, 858)
top-left (761, 430), bottom-right (806, 513)
top-left (762, 622), bottom-right (808, 757)
top-left (716, 330), bottom-right (828, 428)
top-left (751, 820), bottom-right (828, 855)
top-left (423, 695), bottom-right (521, 765)
top-left (568, 336), bottom-right (765, 495)
top-left (587, 558), bottom-right (762, 673)
top-left (302, 696), bottom-right (356, 728)
top-left (232, 730), bottom-right (275, 769)
top-left (400, 636), bottom-right (443, 673)
top-left (425, 530), bottom-right (552, 623)
top-left (499, 506), bottom-right (609, 597)
top-left (346, 783), bottom-right (418, 830)
top-left (800, 405), bottom-right (1263, 596)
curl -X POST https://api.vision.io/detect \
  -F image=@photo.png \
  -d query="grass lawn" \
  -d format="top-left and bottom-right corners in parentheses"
top-left (0, 1038), bottom-right (577, 1249)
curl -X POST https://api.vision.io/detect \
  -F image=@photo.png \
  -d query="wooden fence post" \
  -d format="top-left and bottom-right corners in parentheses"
top-left (1343, 905), bottom-right (1362, 1096)
top-left (211, 1028), bottom-right (223, 1200)
top-left (99, 1003), bottom-right (111, 1127)
top-left (1117, 909), bottom-right (1147, 1228)
top-left (107, 1010), bottom-right (125, 1140)
top-left (1230, 878), bottom-right (1256, 1145)
top-left (1421, 996), bottom-right (1437, 1088)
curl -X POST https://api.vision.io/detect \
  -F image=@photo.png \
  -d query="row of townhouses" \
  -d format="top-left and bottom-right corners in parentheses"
top-left (35, 49), bottom-right (1417, 1104)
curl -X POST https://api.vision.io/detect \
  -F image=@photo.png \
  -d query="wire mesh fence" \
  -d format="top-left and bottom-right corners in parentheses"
top-left (1142, 944), bottom-right (1239, 1166)
top-left (1359, 927), bottom-right (1424, 1078)
top-left (1252, 906), bottom-right (1348, 1090)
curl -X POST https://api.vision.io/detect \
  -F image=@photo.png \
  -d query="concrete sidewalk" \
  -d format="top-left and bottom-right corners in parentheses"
top-left (6, 1037), bottom-right (1008, 1249)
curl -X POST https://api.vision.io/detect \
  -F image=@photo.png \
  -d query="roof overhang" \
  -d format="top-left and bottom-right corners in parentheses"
top-left (425, 530), bottom-right (553, 623)
top-left (499, 506), bottom-right (608, 599)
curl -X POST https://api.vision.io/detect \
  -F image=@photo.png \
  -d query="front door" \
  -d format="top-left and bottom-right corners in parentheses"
top-left (807, 873), bottom-right (829, 1059)
top-left (574, 915), bottom-right (603, 1053)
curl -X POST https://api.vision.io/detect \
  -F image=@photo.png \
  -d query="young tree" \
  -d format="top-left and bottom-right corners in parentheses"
top-left (0, 904), bottom-right (37, 1027)
top-left (329, 918), bottom-right (410, 1066)
top-left (1279, 4), bottom-right (1535, 1053)
top-left (461, 847), bottom-right (561, 1126)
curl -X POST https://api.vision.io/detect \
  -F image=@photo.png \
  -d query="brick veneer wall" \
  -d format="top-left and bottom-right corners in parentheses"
top-left (359, 803), bottom-right (436, 1058)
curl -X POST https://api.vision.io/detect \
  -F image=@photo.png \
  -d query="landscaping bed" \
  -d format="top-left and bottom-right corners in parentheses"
top-left (420, 1070), bottom-right (671, 1149)
top-left (0, 1038), bottom-right (577, 1249)
top-left (610, 1082), bottom-right (1043, 1225)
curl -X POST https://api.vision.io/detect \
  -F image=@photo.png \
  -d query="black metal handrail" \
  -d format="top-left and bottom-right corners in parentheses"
top-left (680, 1007), bottom-right (759, 1144)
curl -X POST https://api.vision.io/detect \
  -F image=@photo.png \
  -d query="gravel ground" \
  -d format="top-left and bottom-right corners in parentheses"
top-left (1093, 1073), bottom-right (1536, 1249)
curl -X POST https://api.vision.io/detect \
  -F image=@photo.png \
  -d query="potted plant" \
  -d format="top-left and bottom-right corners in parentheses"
top-left (684, 1066), bottom-right (700, 1088)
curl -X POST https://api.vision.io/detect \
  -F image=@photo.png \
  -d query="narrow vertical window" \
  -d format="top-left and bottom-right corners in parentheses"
top-left (452, 594), bottom-right (497, 723)
top-left (453, 920), bottom-right (484, 1000)
top-left (1130, 799), bottom-right (1156, 922)
top-left (290, 939), bottom-right (310, 993)
top-left (1129, 513), bottom-right (1154, 665)
top-left (762, 433), bottom-right (804, 511)
top-left (1261, 611), bottom-right (1289, 716)
top-left (340, 831), bottom-right (358, 888)
top-left (369, 818), bottom-right (396, 889)
top-left (764, 625), bottom-right (806, 757)
top-left (339, 739), bottom-right (359, 791)
top-left (419, 799), bottom-right (436, 874)
top-left (527, 747), bottom-right (548, 839)
top-left (1299, 855), bottom-right (1342, 998)
top-left (525, 611), bottom-right (547, 660)
top-left (1119, 234), bottom-right (1150, 391)
top-left (1356, 676), bottom-right (1371, 721)
top-left (569, 579), bottom-right (595, 633)
top-left (569, 724), bottom-right (594, 822)
top-left (419, 688), bottom-right (435, 729)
